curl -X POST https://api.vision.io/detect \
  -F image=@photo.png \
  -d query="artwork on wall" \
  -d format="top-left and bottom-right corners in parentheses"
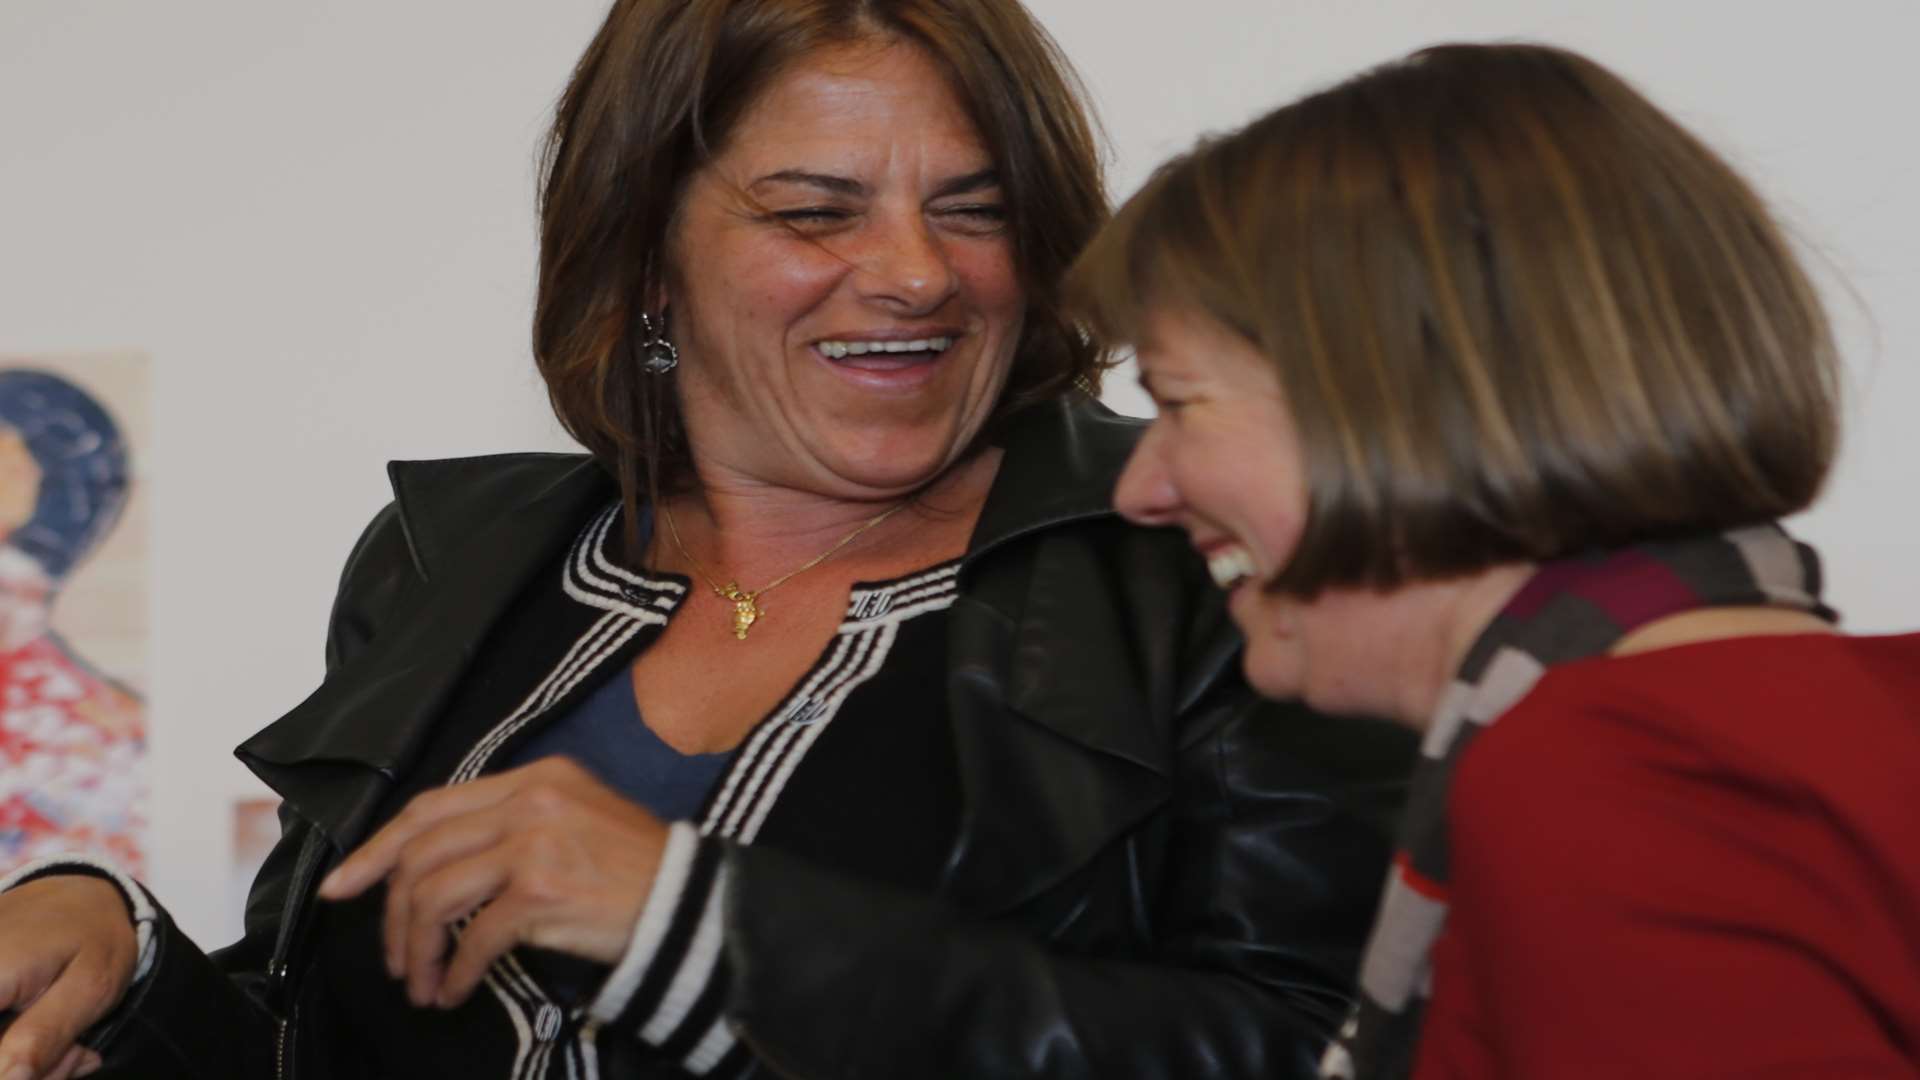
top-left (0, 353), bottom-right (149, 876)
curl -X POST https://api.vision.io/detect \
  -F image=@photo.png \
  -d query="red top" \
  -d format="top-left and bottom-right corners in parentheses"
top-left (1413, 632), bottom-right (1920, 1079)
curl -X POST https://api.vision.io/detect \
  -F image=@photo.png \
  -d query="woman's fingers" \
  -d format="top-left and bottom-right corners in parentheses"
top-left (0, 953), bottom-right (119, 1080)
top-left (436, 895), bottom-right (536, 1009)
top-left (401, 854), bottom-right (513, 1007)
top-left (43, 1042), bottom-right (91, 1080)
top-left (320, 770), bottom-right (527, 901)
top-left (380, 813), bottom-right (507, 979)
top-left (316, 758), bottom-right (665, 1011)
top-left (0, 879), bottom-right (134, 1080)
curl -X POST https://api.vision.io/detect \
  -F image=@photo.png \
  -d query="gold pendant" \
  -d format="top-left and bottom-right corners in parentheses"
top-left (719, 583), bottom-right (761, 640)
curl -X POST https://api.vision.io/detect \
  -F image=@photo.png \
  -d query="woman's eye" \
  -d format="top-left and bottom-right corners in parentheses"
top-left (937, 203), bottom-right (1009, 231)
top-left (772, 207), bottom-right (853, 226)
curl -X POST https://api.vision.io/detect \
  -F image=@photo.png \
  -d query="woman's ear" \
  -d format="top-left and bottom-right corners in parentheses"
top-left (644, 244), bottom-right (678, 317)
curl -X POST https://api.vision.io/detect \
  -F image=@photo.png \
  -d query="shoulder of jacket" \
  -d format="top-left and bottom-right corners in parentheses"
top-left (376, 452), bottom-right (603, 580)
top-left (384, 452), bottom-right (595, 510)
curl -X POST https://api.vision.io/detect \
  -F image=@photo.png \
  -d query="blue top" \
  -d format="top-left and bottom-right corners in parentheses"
top-left (507, 665), bottom-right (733, 822)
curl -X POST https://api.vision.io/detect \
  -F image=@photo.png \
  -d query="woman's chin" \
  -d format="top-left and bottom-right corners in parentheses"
top-left (1241, 634), bottom-right (1306, 702)
top-left (810, 432), bottom-right (985, 496)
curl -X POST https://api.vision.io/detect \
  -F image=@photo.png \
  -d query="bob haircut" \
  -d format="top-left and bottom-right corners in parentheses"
top-left (535, 0), bottom-right (1109, 523)
top-left (1070, 42), bottom-right (1839, 597)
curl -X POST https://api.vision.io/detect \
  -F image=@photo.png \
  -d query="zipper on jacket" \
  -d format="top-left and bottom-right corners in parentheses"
top-left (265, 829), bottom-right (331, 995)
top-left (267, 827), bottom-right (331, 1080)
top-left (275, 994), bottom-right (302, 1080)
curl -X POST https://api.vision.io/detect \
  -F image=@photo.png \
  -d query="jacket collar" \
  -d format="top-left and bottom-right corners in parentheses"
top-left (387, 452), bottom-right (614, 584)
top-left (964, 394), bottom-right (1142, 567)
top-left (235, 455), bottom-right (613, 844)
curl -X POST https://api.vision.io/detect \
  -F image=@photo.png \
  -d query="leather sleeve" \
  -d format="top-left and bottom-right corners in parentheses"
top-left (718, 691), bottom-right (1413, 1079)
top-left (87, 504), bottom-right (420, 1078)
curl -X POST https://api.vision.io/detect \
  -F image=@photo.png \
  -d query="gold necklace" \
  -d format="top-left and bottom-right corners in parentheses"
top-left (662, 500), bottom-right (910, 641)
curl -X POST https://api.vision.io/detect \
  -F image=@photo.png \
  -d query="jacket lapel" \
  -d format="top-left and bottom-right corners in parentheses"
top-left (236, 455), bottom-right (610, 847)
top-left (963, 396), bottom-right (1138, 568)
top-left (942, 397), bottom-right (1219, 915)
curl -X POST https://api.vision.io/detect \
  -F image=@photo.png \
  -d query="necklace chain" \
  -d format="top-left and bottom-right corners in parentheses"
top-left (661, 500), bottom-right (910, 641)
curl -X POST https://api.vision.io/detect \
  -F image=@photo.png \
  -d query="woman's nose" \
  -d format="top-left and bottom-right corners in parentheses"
top-left (1114, 427), bottom-right (1181, 526)
top-left (854, 215), bottom-right (959, 315)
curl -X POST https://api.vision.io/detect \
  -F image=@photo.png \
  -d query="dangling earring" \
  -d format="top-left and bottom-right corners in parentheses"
top-left (637, 311), bottom-right (679, 374)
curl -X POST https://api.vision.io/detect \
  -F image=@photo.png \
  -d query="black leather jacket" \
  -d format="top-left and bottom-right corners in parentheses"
top-left (90, 396), bottom-right (1414, 1079)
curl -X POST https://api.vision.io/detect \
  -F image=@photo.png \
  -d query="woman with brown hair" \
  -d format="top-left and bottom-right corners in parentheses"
top-left (0, 2), bottom-right (1410, 1079)
top-left (1072, 42), bottom-right (1920, 1079)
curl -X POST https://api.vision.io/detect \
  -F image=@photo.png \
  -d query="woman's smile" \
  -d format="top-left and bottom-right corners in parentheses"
top-left (810, 328), bottom-right (964, 393)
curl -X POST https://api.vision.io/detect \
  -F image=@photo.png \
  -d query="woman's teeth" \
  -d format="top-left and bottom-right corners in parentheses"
top-left (818, 337), bottom-right (954, 359)
top-left (1207, 547), bottom-right (1258, 590)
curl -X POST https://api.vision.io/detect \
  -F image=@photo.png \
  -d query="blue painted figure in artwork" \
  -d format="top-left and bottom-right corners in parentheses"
top-left (0, 368), bottom-right (143, 875)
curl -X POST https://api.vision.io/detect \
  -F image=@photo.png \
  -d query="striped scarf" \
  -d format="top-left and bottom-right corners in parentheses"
top-left (1321, 524), bottom-right (1833, 1079)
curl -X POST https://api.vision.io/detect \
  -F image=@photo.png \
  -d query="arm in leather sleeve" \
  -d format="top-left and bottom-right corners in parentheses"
top-left (77, 503), bottom-right (421, 1078)
top-left (645, 692), bottom-right (1410, 1079)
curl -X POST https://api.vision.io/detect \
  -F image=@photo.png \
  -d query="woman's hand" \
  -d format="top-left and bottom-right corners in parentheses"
top-left (0, 876), bottom-right (130, 1080)
top-left (317, 757), bottom-right (670, 1009)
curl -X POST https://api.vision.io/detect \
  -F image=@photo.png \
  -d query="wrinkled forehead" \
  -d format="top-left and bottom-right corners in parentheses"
top-left (714, 40), bottom-right (992, 175)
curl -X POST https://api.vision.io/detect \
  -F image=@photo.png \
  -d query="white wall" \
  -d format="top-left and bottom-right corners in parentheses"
top-left (3, 0), bottom-right (1915, 943)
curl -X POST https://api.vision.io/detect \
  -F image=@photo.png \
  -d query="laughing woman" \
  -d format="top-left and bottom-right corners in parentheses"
top-left (1072, 42), bottom-right (1920, 1080)
top-left (0, 2), bottom-right (1412, 1079)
